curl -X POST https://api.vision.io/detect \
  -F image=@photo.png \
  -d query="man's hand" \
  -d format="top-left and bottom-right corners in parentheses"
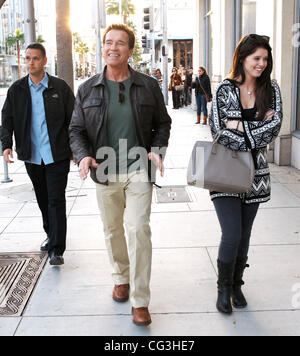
top-left (148, 152), bottom-right (164, 177)
top-left (79, 157), bottom-right (99, 180)
top-left (3, 149), bottom-right (14, 164)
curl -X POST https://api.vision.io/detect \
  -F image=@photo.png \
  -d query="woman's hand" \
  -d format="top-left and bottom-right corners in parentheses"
top-left (226, 120), bottom-right (244, 132)
top-left (264, 110), bottom-right (275, 121)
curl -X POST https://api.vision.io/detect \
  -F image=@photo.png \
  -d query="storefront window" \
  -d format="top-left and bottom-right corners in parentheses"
top-left (173, 40), bottom-right (193, 69)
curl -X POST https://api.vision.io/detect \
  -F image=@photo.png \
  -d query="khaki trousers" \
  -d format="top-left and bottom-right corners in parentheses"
top-left (96, 171), bottom-right (153, 308)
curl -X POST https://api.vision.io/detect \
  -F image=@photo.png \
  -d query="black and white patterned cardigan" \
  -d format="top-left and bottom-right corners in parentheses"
top-left (209, 79), bottom-right (283, 204)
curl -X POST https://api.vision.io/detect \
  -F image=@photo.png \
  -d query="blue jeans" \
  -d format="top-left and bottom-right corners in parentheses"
top-left (195, 94), bottom-right (208, 116)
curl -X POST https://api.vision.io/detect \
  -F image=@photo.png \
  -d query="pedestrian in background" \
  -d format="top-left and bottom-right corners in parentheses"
top-left (156, 68), bottom-right (163, 90)
top-left (151, 68), bottom-right (158, 81)
top-left (189, 67), bottom-right (194, 104)
top-left (168, 67), bottom-right (182, 109)
top-left (209, 34), bottom-right (282, 314)
top-left (192, 66), bottom-right (212, 124)
top-left (178, 64), bottom-right (184, 78)
top-left (1, 43), bottom-right (74, 266)
top-left (69, 24), bottom-right (171, 326)
top-left (183, 68), bottom-right (192, 106)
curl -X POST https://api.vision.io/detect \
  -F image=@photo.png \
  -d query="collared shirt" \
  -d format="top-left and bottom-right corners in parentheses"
top-left (27, 73), bottom-right (54, 165)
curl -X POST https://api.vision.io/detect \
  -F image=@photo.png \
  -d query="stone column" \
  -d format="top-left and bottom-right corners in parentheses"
top-left (273, 0), bottom-right (294, 166)
top-left (192, 0), bottom-right (205, 111)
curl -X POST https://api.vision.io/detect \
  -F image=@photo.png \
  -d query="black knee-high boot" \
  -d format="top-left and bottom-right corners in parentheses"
top-left (216, 259), bottom-right (235, 314)
top-left (232, 257), bottom-right (249, 308)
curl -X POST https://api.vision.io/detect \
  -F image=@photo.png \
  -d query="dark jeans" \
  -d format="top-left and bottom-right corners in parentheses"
top-left (213, 197), bottom-right (260, 263)
top-left (25, 159), bottom-right (70, 255)
top-left (171, 88), bottom-right (181, 109)
top-left (184, 87), bottom-right (191, 105)
top-left (195, 94), bottom-right (208, 116)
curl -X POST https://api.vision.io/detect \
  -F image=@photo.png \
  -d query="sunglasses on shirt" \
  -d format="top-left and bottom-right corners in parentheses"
top-left (119, 82), bottom-right (125, 104)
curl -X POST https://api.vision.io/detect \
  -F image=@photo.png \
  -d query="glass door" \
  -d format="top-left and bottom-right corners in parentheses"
top-left (173, 40), bottom-right (193, 69)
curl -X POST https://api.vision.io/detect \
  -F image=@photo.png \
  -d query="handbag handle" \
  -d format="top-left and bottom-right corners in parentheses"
top-left (212, 130), bottom-right (225, 144)
top-left (212, 130), bottom-right (240, 159)
top-left (213, 118), bottom-right (242, 144)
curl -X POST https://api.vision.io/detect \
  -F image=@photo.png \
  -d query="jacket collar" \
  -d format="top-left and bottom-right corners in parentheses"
top-left (92, 65), bottom-right (144, 87)
top-left (19, 72), bottom-right (54, 89)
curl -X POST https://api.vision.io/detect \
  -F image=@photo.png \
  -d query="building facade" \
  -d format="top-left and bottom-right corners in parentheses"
top-left (194, 0), bottom-right (300, 169)
top-left (144, 0), bottom-right (195, 77)
top-left (0, 0), bottom-right (25, 87)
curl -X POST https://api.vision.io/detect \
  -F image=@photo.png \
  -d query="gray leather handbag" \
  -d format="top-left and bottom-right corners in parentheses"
top-left (187, 131), bottom-right (255, 193)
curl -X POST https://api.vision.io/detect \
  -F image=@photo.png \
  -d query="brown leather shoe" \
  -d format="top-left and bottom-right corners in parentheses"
top-left (112, 284), bottom-right (129, 303)
top-left (132, 307), bottom-right (152, 326)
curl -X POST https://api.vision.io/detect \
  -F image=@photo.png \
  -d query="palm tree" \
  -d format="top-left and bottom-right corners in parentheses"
top-left (106, 0), bottom-right (135, 25)
top-left (36, 35), bottom-right (45, 44)
top-left (56, 0), bottom-right (74, 91)
top-left (6, 29), bottom-right (25, 78)
top-left (127, 21), bottom-right (142, 65)
top-left (73, 35), bottom-right (89, 78)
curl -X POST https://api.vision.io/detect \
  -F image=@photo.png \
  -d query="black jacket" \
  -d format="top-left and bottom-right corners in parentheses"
top-left (1, 74), bottom-right (75, 162)
top-left (69, 66), bottom-right (172, 184)
top-left (192, 74), bottom-right (212, 97)
top-left (184, 73), bottom-right (193, 88)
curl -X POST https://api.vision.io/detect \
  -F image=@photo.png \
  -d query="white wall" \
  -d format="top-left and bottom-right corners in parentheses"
top-left (256, 0), bottom-right (275, 39)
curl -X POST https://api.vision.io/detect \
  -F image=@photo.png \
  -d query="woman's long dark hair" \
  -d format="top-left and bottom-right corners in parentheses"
top-left (199, 66), bottom-right (208, 76)
top-left (228, 35), bottom-right (273, 120)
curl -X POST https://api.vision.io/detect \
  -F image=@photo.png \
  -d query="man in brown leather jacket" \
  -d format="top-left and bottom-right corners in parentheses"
top-left (69, 24), bottom-right (171, 326)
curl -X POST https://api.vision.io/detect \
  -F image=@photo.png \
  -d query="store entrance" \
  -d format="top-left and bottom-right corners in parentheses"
top-left (173, 40), bottom-right (193, 69)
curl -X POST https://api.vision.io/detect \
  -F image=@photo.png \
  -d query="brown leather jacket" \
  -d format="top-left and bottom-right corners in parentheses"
top-left (168, 74), bottom-right (182, 90)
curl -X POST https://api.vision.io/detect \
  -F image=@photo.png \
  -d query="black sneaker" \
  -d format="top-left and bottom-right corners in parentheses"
top-left (40, 237), bottom-right (50, 252)
top-left (49, 251), bottom-right (64, 266)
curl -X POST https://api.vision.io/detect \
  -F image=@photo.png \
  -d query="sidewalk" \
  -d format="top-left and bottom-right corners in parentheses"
top-left (0, 105), bottom-right (300, 336)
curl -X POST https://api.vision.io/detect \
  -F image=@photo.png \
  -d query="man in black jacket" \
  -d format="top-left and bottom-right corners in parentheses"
top-left (1, 43), bottom-right (75, 266)
top-left (69, 24), bottom-right (171, 326)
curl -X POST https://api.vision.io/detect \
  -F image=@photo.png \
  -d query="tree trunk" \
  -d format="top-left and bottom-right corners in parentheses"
top-left (56, 0), bottom-right (74, 92)
top-left (0, 0), bottom-right (6, 10)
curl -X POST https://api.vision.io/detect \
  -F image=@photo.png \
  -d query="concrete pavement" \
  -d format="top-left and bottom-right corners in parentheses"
top-left (0, 104), bottom-right (300, 336)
